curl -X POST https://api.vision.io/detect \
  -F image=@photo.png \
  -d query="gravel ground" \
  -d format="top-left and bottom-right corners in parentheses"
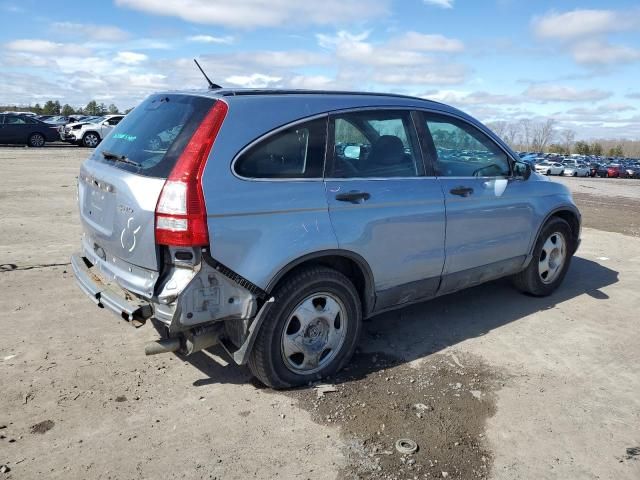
top-left (1, 146), bottom-right (639, 480)
top-left (550, 175), bottom-right (640, 237)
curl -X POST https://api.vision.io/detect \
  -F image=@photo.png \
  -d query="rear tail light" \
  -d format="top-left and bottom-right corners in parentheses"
top-left (155, 101), bottom-right (228, 247)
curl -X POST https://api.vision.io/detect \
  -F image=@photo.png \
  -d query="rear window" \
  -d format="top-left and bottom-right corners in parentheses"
top-left (94, 94), bottom-right (216, 178)
top-left (234, 117), bottom-right (327, 179)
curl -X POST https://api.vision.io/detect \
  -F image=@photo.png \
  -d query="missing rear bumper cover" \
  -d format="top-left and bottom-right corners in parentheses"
top-left (202, 248), bottom-right (266, 299)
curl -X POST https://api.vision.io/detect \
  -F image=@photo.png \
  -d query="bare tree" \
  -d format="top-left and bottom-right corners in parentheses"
top-left (530, 119), bottom-right (556, 152)
top-left (487, 121), bottom-right (507, 139)
top-left (518, 119), bottom-right (532, 151)
top-left (503, 122), bottom-right (520, 148)
top-left (559, 129), bottom-right (576, 155)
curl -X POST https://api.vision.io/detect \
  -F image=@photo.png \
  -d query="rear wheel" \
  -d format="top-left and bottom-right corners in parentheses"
top-left (82, 132), bottom-right (100, 148)
top-left (248, 266), bottom-right (362, 389)
top-left (28, 133), bottom-right (45, 147)
top-left (512, 217), bottom-right (573, 296)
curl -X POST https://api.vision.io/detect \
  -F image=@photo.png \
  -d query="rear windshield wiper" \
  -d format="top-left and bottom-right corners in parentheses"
top-left (101, 150), bottom-right (140, 167)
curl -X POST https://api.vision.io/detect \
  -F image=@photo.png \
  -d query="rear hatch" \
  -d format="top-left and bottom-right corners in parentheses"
top-left (78, 93), bottom-right (217, 297)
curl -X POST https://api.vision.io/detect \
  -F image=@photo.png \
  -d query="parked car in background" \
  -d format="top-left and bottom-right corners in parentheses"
top-left (70, 89), bottom-right (581, 388)
top-left (589, 163), bottom-right (602, 177)
top-left (534, 162), bottom-right (564, 175)
top-left (44, 115), bottom-right (72, 126)
top-left (622, 164), bottom-right (640, 178)
top-left (606, 165), bottom-right (624, 178)
top-left (594, 164), bottom-right (609, 178)
top-left (61, 114), bottom-right (124, 147)
top-left (0, 114), bottom-right (60, 146)
top-left (562, 164), bottom-right (590, 177)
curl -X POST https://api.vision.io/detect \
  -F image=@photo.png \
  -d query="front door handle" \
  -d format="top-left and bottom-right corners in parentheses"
top-left (335, 191), bottom-right (371, 204)
top-left (450, 186), bottom-right (474, 197)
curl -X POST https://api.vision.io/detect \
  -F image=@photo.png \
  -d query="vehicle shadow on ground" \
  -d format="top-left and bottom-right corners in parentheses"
top-left (187, 256), bottom-right (618, 387)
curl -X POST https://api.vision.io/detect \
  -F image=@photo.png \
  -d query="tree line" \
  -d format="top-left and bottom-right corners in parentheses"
top-left (0, 100), bottom-right (133, 116)
top-left (486, 119), bottom-right (638, 158)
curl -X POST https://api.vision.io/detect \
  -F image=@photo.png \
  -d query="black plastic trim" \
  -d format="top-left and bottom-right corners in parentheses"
top-left (201, 248), bottom-right (267, 299)
top-left (265, 249), bottom-right (377, 317)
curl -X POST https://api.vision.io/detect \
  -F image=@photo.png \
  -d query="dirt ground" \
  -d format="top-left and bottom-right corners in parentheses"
top-left (1, 147), bottom-right (639, 479)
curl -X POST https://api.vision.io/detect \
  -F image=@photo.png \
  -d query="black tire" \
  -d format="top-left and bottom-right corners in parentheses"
top-left (82, 132), bottom-right (100, 148)
top-left (512, 217), bottom-right (573, 297)
top-left (28, 133), bottom-right (45, 147)
top-left (248, 266), bottom-right (362, 389)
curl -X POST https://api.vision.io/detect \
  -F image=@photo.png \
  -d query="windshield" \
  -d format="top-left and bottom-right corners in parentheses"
top-left (94, 94), bottom-right (215, 178)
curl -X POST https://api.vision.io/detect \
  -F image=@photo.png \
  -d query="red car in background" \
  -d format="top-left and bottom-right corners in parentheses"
top-left (606, 165), bottom-right (624, 178)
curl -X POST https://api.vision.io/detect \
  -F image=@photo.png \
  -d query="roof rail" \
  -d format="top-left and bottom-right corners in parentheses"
top-left (216, 88), bottom-right (433, 103)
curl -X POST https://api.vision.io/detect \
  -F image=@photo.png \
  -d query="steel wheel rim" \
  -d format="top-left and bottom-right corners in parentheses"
top-left (85, 134), bottom-right (98, 147)
top-left (32, 134), bottom-right (44, 147)
top-left (538, 231), bottom-right (566, 284)
top-left (281, 292), bottom-right (348, 374)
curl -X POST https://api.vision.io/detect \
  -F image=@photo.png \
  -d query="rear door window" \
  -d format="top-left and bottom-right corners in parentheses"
top-left (234, 117), bottom-right (327, 179)
top-left (5, 116), bottom-right (27, 124)
top-left (94, 94), bottom-right (216, 178)
top-left (329, 110), bottom-right (422, 178)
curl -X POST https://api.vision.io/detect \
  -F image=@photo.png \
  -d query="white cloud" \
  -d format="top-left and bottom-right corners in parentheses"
top-left (532, 9), bottom-right (640, 68)
top-left (187, 35), bottom-right (234, 44)
top-left (566, 103), bottom-right (636, 115)
top-left (238, 50), bottom-right (329, 68)
top-left (116, 0), bottom-right (388, 28)
top-left (225, 73), bottom-right (282, 88)
top-left (7, 39), bottom-right (62, 54)
top-left (114, 51), bottom-right (149, 65)
top-left (316, 30), bottom-right (467, 85)
top-left (570, 39), bottom-right (640, 65)
top-left (51, 22), bottom-right (131, 42)
top-left (427, 90), bottom-right (521, 106)
top-left (289, 75), bottom-right (334, 89)
top-left (423, 0), bottom-right (453, 9)
top-left (389, 32), bottom-right (464, 52)
top-left (524, 85), bottom-right (611, 103)
top-left (626, 92), bottom-right (640, 100)
top-left (532, 9), bottom-right (639, 40)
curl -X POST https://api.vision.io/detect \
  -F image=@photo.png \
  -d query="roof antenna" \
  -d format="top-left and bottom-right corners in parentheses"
top-left (193, 58), bottom-right (221, 90)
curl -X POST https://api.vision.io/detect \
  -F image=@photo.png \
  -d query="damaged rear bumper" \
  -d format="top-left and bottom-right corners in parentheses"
top-left (71, 253), bottom-right (152, 324)
top-left (71, 250), bottom-right (267, 364)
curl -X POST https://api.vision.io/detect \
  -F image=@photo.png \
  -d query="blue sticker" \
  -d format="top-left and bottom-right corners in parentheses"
top-left (113, 133), bottom-right (137, 142)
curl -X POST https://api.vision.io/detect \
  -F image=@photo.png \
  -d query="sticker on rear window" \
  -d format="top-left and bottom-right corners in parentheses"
top-left (113, 133), bottom-right (137, 142)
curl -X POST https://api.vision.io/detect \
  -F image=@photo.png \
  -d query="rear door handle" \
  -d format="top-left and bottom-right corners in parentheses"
top-left (449, 186), bottom-right (474, 197)
top-left (335, 191), bottom-right (371, 204)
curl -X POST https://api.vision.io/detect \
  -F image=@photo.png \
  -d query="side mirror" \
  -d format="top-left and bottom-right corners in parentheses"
top-left (514, 161), bottom-right (531, 180)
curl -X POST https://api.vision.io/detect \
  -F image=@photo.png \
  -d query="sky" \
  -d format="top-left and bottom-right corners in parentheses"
top-left (1, 0), bottom-right (639, 139)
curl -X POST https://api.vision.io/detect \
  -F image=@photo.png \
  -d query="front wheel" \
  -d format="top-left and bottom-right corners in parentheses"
top-left (82, 132), bottom-right (100, 148)
top-left (248, 266), bottom-right (362, 389)
top-left (28, 133), bottom-right (45, 147)
top-left (512, 217), bottom-right (573, 296)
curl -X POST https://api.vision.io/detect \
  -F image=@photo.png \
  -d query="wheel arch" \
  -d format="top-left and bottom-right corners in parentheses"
top-left (535, 207), bottom-right (581, 254)
top-left (522, 206), bottom-right (581, 270)
top-left (27, 131), bottom-right (46, 145)
top-left (265, 250), bottom-right (376, 317)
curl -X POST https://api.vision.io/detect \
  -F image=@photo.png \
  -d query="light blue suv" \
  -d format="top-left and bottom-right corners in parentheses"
top-left (71, 89), bottom-right (580, 388)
